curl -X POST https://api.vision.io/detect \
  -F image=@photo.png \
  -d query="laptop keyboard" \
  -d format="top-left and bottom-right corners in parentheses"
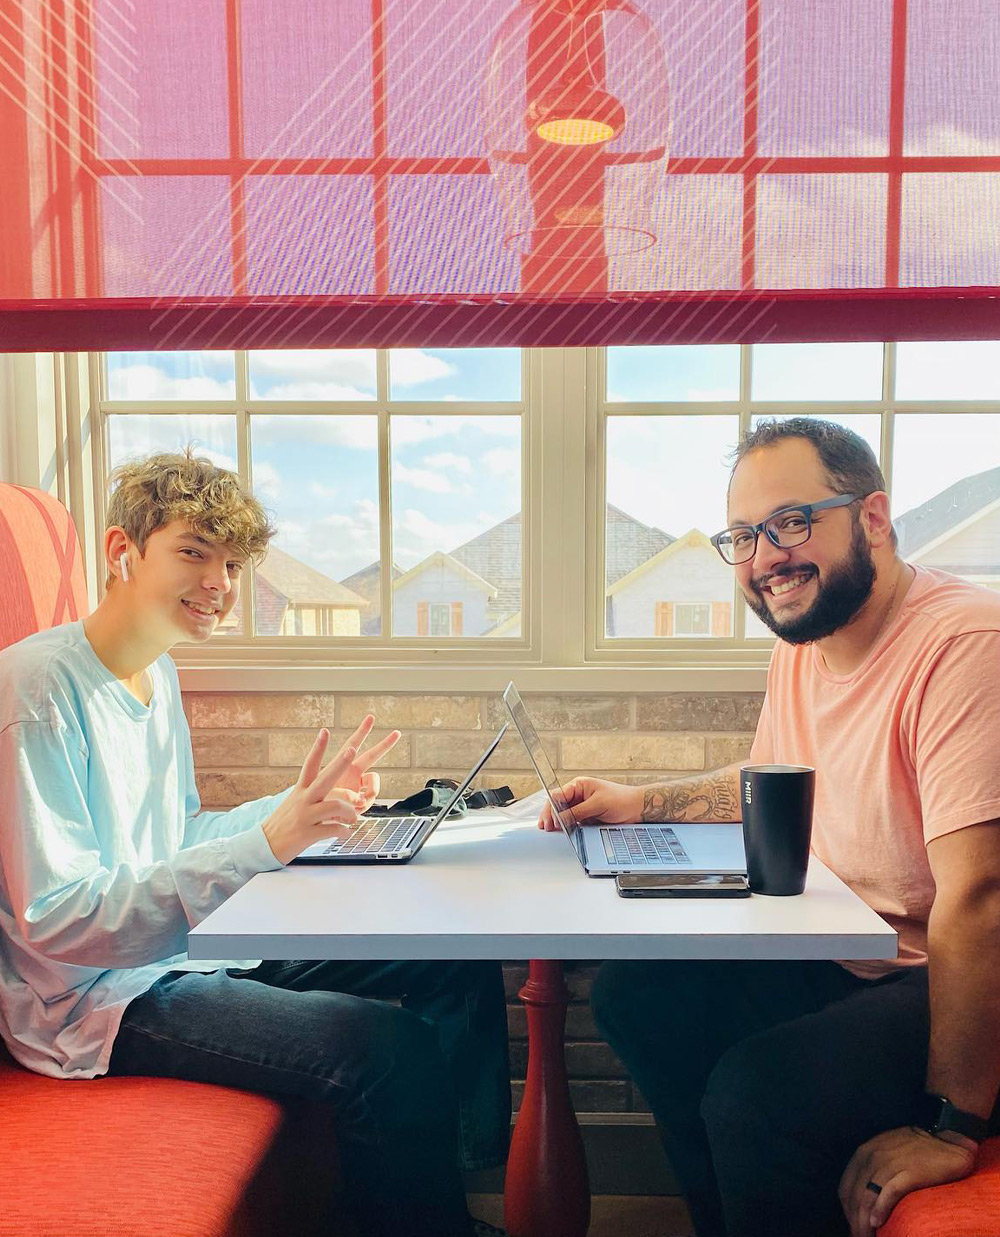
top-left (600, 826), bottom-right (692, 867)
top-left (320, 816), bottom-right (423, 856)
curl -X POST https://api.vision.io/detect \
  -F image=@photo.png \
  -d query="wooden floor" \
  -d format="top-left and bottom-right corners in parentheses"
top-left (467, 1194), bottom-right (693, 1236)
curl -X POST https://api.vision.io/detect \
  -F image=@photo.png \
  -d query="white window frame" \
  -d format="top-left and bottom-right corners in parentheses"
top-left (4, 342), bottom-right (997, 694)
top-left (92, 349), bottom-right (546, 682)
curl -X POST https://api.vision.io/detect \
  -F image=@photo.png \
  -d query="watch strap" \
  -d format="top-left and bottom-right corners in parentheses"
top-left (917, 1092), bottom-right (990, 1142)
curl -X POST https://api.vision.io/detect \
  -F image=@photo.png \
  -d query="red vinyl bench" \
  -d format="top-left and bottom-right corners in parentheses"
top-left (0, 481), bottom-right (347, 1236)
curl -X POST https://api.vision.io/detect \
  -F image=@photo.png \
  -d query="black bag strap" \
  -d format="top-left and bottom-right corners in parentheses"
top-left (366, 780), bottom-right (515, 818)
top-left (465, 786), bottom-right (516, 809)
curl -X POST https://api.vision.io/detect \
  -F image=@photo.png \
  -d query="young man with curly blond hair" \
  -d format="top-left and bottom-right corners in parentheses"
top-left (0, 450), bottom-right (509, 1237)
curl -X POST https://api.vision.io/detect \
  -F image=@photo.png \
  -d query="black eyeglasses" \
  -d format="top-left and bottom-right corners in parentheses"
top-left (710, 493), bottom-right (865, 565)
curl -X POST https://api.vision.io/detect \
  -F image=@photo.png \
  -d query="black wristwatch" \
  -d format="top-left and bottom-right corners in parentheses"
top-left (916, 1092), bottom-right (989, 1142)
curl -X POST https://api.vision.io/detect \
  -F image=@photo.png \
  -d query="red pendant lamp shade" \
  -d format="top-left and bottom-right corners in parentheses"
top-left (484, 0), bottom-right (668, 294)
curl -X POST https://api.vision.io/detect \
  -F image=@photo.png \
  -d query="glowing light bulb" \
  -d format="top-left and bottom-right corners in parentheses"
top-left (536, 116), bottom-right (615, 145)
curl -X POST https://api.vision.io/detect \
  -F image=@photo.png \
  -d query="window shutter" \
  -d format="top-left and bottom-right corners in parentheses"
top-left (450, 602), bottom-right (463, 635)
top-left (712, 601), bottom-right (732, 637)
top-left (417, 601), bottom-right (429, 636)
top-left (654, 601), bottom-right (673, 637)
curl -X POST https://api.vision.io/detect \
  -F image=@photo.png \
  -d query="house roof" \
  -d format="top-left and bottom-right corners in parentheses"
top-left (393, 549), bottom-right (496, 595)
top-left (606, 528), bottom-right (714, 596)
top-left (443, 505), bottom-right (674, 610)
top-left (340, 559), bottom-right (405, 635)
top-left (894, 466), bottom-right (1000, 557)
top-left (450, 512), bottom-right (522, 614)
top-left (605, 504), bottom-right (674, 585)
top-left (259, 545), bottom-right (367, 608)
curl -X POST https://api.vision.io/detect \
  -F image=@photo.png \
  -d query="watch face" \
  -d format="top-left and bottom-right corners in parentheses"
top-left (915, 1092), bottom-right (946, 1132)
top-left (918, 1093), bottom-right (989, 1141)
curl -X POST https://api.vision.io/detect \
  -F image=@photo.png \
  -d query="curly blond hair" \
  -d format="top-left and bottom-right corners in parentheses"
top-left (106, 448), bottom-right (275, 585)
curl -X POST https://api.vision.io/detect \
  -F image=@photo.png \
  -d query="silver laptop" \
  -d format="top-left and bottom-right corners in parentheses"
top-left (503, 683), bottom-right (746, 877)
top-left (293, 723), bottom-right (508, 865)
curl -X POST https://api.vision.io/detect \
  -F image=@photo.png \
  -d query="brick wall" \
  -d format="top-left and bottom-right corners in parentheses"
top-left (184, 690), bottom-right (764, 1117)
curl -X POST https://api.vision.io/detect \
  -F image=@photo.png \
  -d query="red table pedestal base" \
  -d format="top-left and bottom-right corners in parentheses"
top-left (504, 959), bottom-right (591, 1237)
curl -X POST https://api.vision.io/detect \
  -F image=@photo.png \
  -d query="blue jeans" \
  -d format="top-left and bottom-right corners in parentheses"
top-left (108, 959), bottom-right (511, 1237)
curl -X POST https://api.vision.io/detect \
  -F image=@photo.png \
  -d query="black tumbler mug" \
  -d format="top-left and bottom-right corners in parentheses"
top-left (740, 765), bottom-right (816, 895)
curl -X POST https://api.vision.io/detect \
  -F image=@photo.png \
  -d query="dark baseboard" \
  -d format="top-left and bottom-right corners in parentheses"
top-left (464, 1118), bottom-right (679, 1197)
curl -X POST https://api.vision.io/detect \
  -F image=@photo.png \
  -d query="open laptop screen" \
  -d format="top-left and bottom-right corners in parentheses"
top-left (503, 682), bottom-right (587, 869)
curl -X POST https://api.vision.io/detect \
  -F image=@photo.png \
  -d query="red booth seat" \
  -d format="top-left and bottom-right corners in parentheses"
top-left (0, 1046), bottom-right (341, 1237)
top-left (878, 1138), bottom-right (1000, 1237)
top-left (0, 483), bottom-right (346, 1235)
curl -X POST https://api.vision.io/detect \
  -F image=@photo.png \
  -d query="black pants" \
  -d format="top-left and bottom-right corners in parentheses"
top-left (592, 959), bottom-right (941, 1237)
top-left (108, 959), bottom-right (511, 1237)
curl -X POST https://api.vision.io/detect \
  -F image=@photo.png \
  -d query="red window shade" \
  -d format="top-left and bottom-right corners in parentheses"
top-left (450, 602), bottom-right (463, 636)
top-left (416, 601), bottom-right (429, 636)
top-left (3, 0), bottom-right (1000, 351)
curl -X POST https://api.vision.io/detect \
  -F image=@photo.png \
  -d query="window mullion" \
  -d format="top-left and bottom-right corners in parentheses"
top-left (237, 394), bottom-right (254, 639)
top-left (539, 346), bottom-right (587, 666)
top-left (881, 342), bottom-right (896, 498)
top-left (377, 403), bottom-right (392, 641)
top-left (733, 344), bottom-right (753, 642)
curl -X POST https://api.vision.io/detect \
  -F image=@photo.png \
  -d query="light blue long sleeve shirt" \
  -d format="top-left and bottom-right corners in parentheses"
top-left (0, 621), bottom-right (285, 1079)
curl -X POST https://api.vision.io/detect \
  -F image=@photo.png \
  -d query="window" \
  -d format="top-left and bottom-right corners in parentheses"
top-left (93, 341), bottom-right (1000, 679)
top-left (675, 604), bottom-right (711, 637)
top-left (599, 342), bottom-right (1000, 653)
top-left (99, 349), bottom-right (525, 648)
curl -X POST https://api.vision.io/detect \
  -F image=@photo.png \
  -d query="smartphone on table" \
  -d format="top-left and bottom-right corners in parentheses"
top-left (616, 872), bottom-right (751, 898)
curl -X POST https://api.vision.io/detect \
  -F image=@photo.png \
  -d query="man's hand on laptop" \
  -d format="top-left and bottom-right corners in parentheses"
top-left (537, 777), bottom-right (642, 831)
top-left (263, 717), bottom-right (402, 864)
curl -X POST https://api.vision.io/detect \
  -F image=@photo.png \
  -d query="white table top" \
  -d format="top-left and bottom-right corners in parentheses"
top-left (189, 793), bottom-right (897, 962)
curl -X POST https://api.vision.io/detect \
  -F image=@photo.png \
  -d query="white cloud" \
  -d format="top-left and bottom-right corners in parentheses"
top-left (251, 416), bottom-right (377, 450)
top-left (393, 506), bottom-right (508, 569)
top-left (251, 380), bottom-right (375, 401)
top-left (424, 452), bottom-right (474, 474)
top-left (391, 415), bottom-right (520, 447)
top-left (482, 448), bottom-right (519, 478)
top-left (107, 365), bottom-right (235, 401)
top-left (308, 481), bottom-right (340, 500)
top-left (393, 463), bottom-right (455, 493)
top-left (107, 417), bottom-right (237, 470)
top-left (269, 499), bottom-right (380, 579)
top-left (250, 349), bottom-right (376, 383)
top-left (251, 460), bottom-right (282, 501)
top-left (390, 350), bottom-right (457, 389)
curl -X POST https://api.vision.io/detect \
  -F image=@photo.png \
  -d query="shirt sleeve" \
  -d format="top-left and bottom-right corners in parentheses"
top-left (912, 630), bottom-right (1000, 843)
top-left (0, 718), bottom-right (281, 970)
top-left (180, 734), bottom-right (293, 849)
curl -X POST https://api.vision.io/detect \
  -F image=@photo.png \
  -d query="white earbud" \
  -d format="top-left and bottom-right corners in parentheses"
top-left (119, 553), bottom-right (130, 583)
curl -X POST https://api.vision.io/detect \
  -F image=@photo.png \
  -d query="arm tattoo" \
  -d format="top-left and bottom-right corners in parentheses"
top-left (641, 774), bottom-right (740, 823)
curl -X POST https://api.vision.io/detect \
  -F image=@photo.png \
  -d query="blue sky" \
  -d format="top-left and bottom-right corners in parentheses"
top-left (106, 343), bottom-right (1000, 584)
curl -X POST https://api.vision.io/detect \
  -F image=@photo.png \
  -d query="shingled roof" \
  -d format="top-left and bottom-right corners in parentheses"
top-left (335, 505), bottom-right (676, 629)
top-left (258, 545), bottom-right (368, 608)
top-left (894, 466), bottom-right (1000, 557)
top-left (605, 504), bottom-right (674, 585)
top-left (340, 559), bottom-right (405, 635)
top-left (450, 512), bottom-right (522, 618)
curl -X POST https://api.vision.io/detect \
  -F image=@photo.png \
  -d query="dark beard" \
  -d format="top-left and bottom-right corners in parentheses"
top-left (745, 518), bottom-right (877, 645)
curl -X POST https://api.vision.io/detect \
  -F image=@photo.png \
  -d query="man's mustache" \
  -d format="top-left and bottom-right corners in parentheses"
top-left (750, 564), bottom-right (818, 592)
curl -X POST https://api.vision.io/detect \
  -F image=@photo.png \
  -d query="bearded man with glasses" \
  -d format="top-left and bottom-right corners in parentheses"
top-left (538, 417), bottom-right (1000, 1237)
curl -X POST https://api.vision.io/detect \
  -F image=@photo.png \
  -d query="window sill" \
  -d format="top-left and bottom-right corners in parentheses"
top-left (174, 661), bottom-right (769, 694)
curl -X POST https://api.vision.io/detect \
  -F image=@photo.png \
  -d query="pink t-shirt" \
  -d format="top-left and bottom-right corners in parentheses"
top-left (750, 566), bottom-right (1000, 979)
